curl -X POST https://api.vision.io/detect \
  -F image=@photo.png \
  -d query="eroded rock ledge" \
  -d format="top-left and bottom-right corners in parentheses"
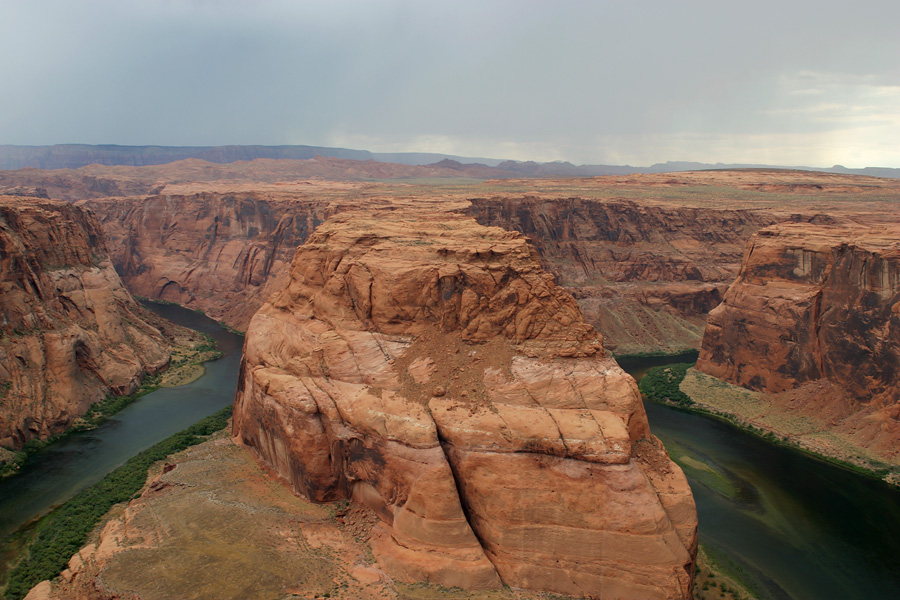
top-left (233, 209), bottom-right (697, 599)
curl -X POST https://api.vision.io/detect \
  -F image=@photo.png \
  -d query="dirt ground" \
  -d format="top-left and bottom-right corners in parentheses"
top-left (54, 433), bottom-right (659, 600)
top-left (40, 431), bottom-right (753, 600)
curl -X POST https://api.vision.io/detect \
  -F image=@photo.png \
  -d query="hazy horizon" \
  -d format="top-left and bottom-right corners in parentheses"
top-left (2, 0), bottom-right (899, 169)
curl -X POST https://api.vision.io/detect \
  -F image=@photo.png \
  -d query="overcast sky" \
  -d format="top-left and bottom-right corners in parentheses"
top-left (2, 0), bottom-right (899, 167)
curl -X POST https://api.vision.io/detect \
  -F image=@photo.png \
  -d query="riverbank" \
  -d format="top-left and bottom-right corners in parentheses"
top-left (614, 349), bottom-right (699, 361)
top-left (0, 316), bottom-right (221, 480)
top-left (693, 545), bottom-right (757, 600)
top-left (677, 369), bottom-right (900, 487)
top-left (636, 360), bottom-right (900, 487)
top-left (1, 407), bottom-right (232, 600)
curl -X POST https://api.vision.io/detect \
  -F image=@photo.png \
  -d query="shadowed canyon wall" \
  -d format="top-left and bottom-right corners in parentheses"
top-left (696, 223), bottom-right (900, 461)
top-left (82, 192), bottom-right (348, 329)
top-left (0, 198), bottom-right (170, 449)
top-left (232, 209), bottom-right (697, 598)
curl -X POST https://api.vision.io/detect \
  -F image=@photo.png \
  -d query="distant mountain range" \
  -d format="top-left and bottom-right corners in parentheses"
top-left (2, 144), bottom-right (898, 179)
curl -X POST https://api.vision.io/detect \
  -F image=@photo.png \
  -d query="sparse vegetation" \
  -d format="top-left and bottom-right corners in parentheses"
top-left (680, 369), bottom-right (900, 486)
top-left (1, 406), bottom-right (233, 600)
top-left (218, 321), bottom-right (245, 336)
top-left (639, 363), bottom-right (694, 406)
top-left (693, 544), bottom-right (759, 600)
top-left (0, 373), bottom-right (163, 481)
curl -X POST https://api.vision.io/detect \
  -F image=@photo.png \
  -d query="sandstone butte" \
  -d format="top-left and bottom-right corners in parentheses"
top-left (0, 197), bottom-right (170, 449)
top-left (697, 222), bottom-right (900, 463)
top-left (232, 208), bottom-right (698, 599)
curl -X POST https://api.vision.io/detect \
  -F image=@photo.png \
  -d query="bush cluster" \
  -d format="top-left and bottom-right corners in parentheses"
top-left (638, 363), bottom-right (694, 406)
top-left (3, 406), bottom-right (232, 600)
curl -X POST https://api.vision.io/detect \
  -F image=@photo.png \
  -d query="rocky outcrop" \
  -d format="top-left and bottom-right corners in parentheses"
top-left (82, 192), bottom-right (348, 330)
top-left (467, 197), bottom-right (778, 353)
top-left (696, 223), bottom-right (900, 461)
top-left (0, 197), bottom-right (170, 449)
top-left (85, 191), bottom-right (774, 351)
top-left (233, 209), bottom-right (697, 598)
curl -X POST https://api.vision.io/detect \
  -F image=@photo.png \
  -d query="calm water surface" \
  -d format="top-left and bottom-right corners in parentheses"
top-left (3, 326), bottom-right (899, 599)
top-left (0, 303), bottom-right (243, 540)
top-left (620, 354), bottom-right (900, 600)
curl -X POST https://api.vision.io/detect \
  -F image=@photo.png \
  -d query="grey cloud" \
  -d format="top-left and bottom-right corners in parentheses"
top-left (1, 0), bottom-right (899, 166)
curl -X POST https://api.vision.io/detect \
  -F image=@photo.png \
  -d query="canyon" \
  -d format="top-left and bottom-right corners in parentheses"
top-left (84, 188), bottom-right (774, 352)
top-left (465, 196), bottom-right (777, 353)
top-left (81, 191), bottom-right (344, 329)
top-left (0, 197), bottom-right (171, 450)
top-left (74, 166), bottom-right (895, 355)
top-left (694, 222), bottom-right (900, 470)
top-left (4, 160), bottom-right (900, 598)
top-left (231, 207), bottom-right (697, 598)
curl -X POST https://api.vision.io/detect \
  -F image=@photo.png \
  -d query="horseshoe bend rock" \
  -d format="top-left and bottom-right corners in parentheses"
top-left (232, 209), bottom-right (697, 598)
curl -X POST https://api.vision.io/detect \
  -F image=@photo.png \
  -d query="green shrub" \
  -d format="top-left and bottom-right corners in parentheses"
top-left (3, 406), bottom-right (232, 600)
top-left (638, 363), bottom-right (694, 406)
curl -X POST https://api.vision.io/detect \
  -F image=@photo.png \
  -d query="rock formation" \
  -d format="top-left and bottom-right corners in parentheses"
top-left (467, 197), bottom-right (777, 353)
top-left (233, 209), bottom-right (697, 598)
top-left (697, 222), bottom-right (900, 461)
top-left (84, 189), bottom-right (775, 353)
top-left (0, 197), bottom-right (170, 449)
top-left (82, 192), bottom-right (347, 329)
top-left (69, 168), bottom-right (883, 355)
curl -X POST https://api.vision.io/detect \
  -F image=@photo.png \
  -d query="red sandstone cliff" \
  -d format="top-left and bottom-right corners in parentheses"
top-left (467, 197), bottom-right (778, 353)
top-left (232, 209), bottom-right (697, 598)
top-left (0, 198), bottom-right (170, 449)
top-left (85, 190), bottom-right (776, 353)
top-left (696, 223), bottom-right (900, 461)
top-left (82, 192), bottom-right (352, 329)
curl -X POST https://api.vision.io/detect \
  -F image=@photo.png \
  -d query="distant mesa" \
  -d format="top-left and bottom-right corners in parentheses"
top-left (2, 143), bottom-right (899, 178)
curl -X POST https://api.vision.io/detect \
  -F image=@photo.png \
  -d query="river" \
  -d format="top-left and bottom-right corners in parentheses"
top-left (3, 321), bottom-right (899, 599)
top-left (619, 352), bottom-right (900, 600)
top-left (0, 303), bottom-right (243, 542)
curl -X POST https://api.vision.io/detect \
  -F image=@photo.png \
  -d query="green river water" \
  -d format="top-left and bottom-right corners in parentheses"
top-left (1, 318), bottom-right (898, 599)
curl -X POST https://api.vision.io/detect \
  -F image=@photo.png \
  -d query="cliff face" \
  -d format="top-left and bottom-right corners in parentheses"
top-left (89, 190), bottom-right (776, 353)
top-left (696, 223), bottom-right (900, 459)
top-left (82, 192), bottom-right (345, 330)
top-left (233, 209), bottom-right (697, 598)
top-left (0, 198), bottom-right (170, 449)
top-left (466, 197), bottom-right (778, 353)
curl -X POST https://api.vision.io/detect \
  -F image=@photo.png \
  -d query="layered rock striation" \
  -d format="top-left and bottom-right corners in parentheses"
top-left (233, 209), bottom-right (697, 598)
top-left (83, 192), bottom-right (347, 329)
top-left (87, 189), bottom-right (777, 353)
top-left (0, 198), bottom-right (170, 449)
top-left (697, 223), bottom-right (900, 460)
top-left (466, 197), bottom-right (778, 353)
